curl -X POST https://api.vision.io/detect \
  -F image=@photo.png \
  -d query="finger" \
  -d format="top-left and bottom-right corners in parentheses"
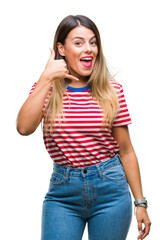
top-left (137, 230), bottom-right (144, 240)
top-left (64, 62), bottom-right (67, 69)
top-left (138, 220), bottom-right (143, 233)
top-left (65, 74), bottom-right (79, 81)
top-left (65, 69), bottom-right (69, 74)
top-left (140, 222), bottom-right (151, 239)
top-left (137, 221), bottom-right (143, 239)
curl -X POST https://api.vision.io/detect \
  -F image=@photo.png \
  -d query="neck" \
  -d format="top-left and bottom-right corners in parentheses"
top-left (65, 78), bottom-right (89, 88)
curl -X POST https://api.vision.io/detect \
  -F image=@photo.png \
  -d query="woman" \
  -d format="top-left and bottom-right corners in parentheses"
top-left (17, 15), bottom-right (151, 240)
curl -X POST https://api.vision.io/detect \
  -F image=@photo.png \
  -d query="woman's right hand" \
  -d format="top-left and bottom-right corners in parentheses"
top-left (17, 48), bottom-right (79, 136)
top-left (43, 48), bottom-right (79, 82)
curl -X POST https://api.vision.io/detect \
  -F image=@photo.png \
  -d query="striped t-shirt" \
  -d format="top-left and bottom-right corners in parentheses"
top-left (29, 80), bottom-right (132, 168)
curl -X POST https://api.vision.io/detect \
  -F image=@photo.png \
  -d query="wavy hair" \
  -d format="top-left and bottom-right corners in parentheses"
top-left (44, 15), bottom-right (119, 131)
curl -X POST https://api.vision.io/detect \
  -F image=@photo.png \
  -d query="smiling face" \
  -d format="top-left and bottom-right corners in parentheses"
top-left (57, 26), bottom-right (98, 81)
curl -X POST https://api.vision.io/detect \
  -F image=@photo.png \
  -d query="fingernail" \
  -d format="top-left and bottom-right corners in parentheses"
top-left (76, 78), bottom-right (79, 81)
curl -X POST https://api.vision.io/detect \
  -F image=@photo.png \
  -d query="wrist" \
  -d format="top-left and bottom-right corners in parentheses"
top-left (134, 204), bottom-right (147, 216)
top-left (35, 72), bottom-right (53, 93)
top-left (136, 205), bottom-right (147, 210)
top-left (134, 200), bottom-right (148, 216)
top-left (41, 70), bottom-right (53, 83)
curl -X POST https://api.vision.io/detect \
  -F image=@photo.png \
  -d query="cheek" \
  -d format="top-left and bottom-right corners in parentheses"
top-left (66, 50), bottom-right (80, 64)
top-left (95, 50), bottom-right (99, 61)
top-left (95, 48), bottom-right (98, 57)
top-left (67, 56), bottom-right (79, 68)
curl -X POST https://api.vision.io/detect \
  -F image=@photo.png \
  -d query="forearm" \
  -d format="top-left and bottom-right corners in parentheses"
top-left (16, 72), bottom-right (51, 135)
top-left (119, 150), bottom-right (144, 200)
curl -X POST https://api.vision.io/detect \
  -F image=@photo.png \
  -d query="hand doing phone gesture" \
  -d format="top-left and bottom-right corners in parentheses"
top-left (44, 48), bottom-right (79, 83)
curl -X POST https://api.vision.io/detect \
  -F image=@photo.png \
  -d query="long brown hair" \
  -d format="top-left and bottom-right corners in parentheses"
top-left (44, 15), bottom-right (119, 130)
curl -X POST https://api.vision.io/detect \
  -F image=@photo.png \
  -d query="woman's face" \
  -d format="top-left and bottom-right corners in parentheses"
top-left (58, 26), bottom-right (98, 81)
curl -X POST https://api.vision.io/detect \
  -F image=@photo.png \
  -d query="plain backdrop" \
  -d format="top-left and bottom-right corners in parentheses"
top-left (0, 0), bottom-right (166, 239)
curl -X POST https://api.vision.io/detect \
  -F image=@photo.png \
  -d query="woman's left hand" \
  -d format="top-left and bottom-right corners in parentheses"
top-left (136, 207), bottom-right (151, 239)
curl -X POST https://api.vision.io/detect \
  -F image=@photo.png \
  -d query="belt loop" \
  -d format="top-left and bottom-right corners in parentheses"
top-left (117, 153), bottom-right (122, 165)
top-left (95, 164), bottom-right (103, 178)
top-left (65, 167), bottom-right (70, 182)
top-left (53, 162), bottom-right (56, 172)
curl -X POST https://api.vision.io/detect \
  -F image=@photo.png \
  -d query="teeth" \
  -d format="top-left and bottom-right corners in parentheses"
top-left (81, 57), bottom-right (92, 61)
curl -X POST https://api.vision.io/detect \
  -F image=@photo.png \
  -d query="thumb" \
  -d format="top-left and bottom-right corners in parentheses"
top-left (49, 48), bottom-right (55, 61)
top-left (45, 48), bottom-right (55, 69)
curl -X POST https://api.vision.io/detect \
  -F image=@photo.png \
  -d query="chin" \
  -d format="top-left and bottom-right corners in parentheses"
top-left (70, 66), bottom-right (93, 79)
top-left (78, 69), bottom-right (93, 77)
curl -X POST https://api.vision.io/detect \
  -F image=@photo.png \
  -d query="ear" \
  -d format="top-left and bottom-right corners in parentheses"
top-left (57, 42), bottom-right (65, 57)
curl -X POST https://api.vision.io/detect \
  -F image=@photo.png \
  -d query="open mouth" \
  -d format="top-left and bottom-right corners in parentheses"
top-left (80, 56), bottom-right (93, 68)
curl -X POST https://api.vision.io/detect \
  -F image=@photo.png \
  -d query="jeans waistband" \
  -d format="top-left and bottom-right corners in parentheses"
top-left (53, 154), bottom-right (122, 180)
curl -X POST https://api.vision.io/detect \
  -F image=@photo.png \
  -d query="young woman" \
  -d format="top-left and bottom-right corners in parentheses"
top-left (17, 15), bottom-right (151, 240)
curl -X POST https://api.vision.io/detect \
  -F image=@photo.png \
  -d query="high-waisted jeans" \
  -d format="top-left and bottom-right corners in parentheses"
top-left (41, 154), bottom-right (132, 240)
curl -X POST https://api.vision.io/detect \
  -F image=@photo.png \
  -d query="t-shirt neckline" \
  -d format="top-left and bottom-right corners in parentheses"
top-left (66, 85), bottom-right (90, 92)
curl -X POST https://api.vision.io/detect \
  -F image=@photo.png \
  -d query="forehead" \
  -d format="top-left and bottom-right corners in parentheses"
top-left (66, 26), bottom-right (96, 40)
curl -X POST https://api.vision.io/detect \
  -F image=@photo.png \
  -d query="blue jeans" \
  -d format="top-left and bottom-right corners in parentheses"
top-left (41, 154), bottom-right (132, 240)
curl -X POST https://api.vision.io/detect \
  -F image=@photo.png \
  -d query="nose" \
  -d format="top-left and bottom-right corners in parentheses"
top-left (84, 42), bottom-right (92, 53)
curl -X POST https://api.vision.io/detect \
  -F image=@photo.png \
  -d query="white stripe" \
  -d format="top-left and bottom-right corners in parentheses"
top-left (44, 132), bottom-right (111, 139)
top-left (48, 144), bottom-right (113, 154)
top-left (63, 108), bottom-right (101, 112)
top-left (64, 96), bottom-right (92, 100)
top-left (113, 120), bottom-right (132, 127)
top-left (49, 123), bottom-right (105, 127)
top-left (50, 152), bottom-right (103, 159)
top-left (63, 113), bottom-right (103, 116)
top-left (63, 102), bottom-right (101, 107)
top-left (48, 141), bottom-right (113, 149)
top-left (44, 128), bottom-right (110, 133)
top-left (48, 145), bottom-right (113, 153)
top-left (113, 116), bottom-right (131, 122)
top-left (66, 92), bottom-right (90, 95)
top-left (115, 111), bottom-right (130, 117)
top-left (52, 118), bottom-right (103, 122)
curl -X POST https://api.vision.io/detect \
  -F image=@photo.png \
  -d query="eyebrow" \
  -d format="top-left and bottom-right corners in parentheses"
top-left (72, 35), bottom-right (96, 40)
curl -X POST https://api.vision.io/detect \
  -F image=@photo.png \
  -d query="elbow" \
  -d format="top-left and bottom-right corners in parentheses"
top-left (16, 114), bottom-right (42, 136)
top-left (119, 143), bottom-right (135, 157)
top-left (17, 126), bottom-right (33, 136)
top-left (16, 122), bottom-right (35, 136)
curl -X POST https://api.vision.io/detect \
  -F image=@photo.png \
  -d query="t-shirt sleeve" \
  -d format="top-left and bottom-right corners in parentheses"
top-left (29, 82), bottom-right (37, 94)
top-left (29, 82), bottom-right (52, 112)
top-left (112, 84), bottom-right (132, 127)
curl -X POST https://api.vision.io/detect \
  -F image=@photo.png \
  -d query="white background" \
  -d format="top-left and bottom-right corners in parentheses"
top-left (0, 0), bottom-right (166, 239)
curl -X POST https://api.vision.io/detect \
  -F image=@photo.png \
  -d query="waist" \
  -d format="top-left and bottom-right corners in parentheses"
top-left (53, 153), bottom-right (122, 177)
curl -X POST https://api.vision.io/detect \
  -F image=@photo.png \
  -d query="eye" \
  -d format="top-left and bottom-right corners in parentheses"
top-left (90, 41), bottom-right (97, 46)
top-left (75, 42), bottom-right (82, 46)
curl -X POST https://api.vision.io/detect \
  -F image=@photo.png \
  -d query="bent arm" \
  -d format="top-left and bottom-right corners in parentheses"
top-left (112, 125), bottom-right (144, 200)
top-left (16, 72), bottom-right (52, 135)
top-left (16, 48), bottom-right (80, 136)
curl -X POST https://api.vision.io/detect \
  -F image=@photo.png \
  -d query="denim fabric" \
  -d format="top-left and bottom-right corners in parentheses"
top-left (41, 154), bottom-right (132, 240)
